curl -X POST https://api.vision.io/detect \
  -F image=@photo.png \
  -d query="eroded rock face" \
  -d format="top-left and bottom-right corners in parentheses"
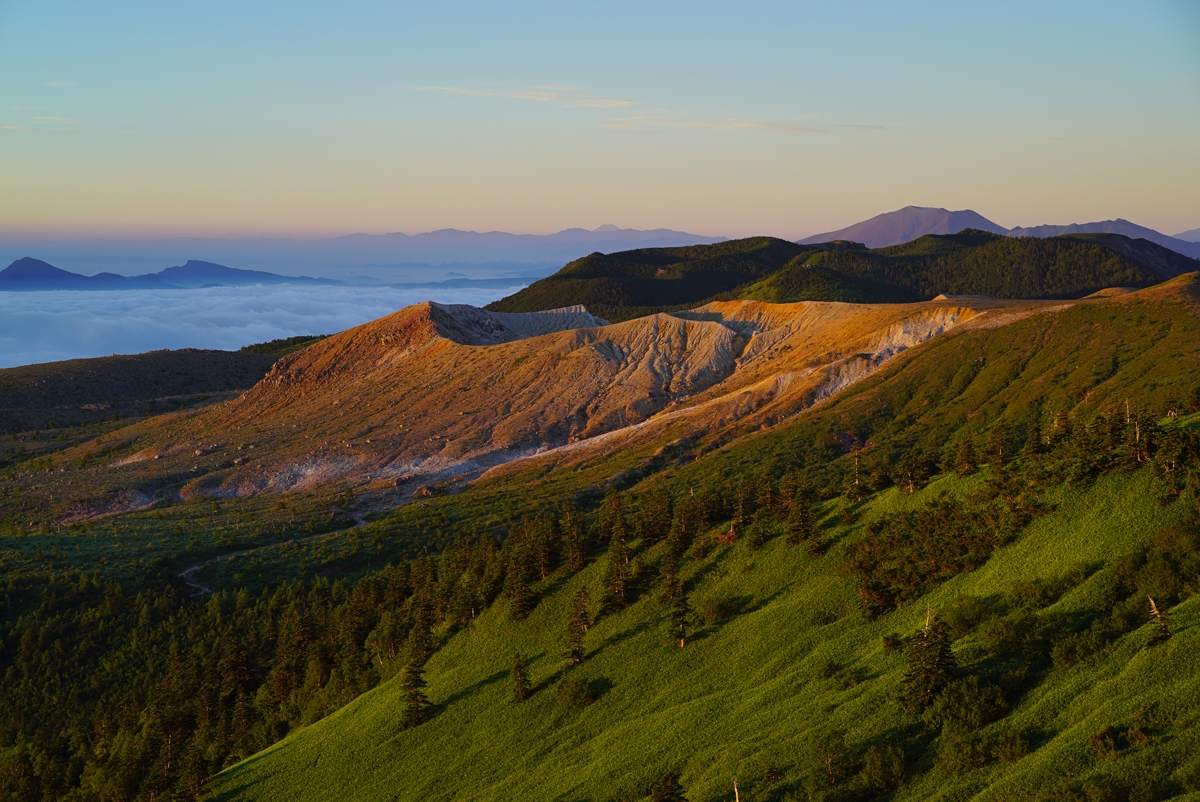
top-left (105, 297), bottom-right (1037, 499)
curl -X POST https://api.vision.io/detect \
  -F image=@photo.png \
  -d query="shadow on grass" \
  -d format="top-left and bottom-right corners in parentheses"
top-left (438, 668), bottom-right (508, 710)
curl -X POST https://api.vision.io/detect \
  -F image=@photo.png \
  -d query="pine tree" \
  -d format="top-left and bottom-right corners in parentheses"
top-left (667, 496), bottom-right (696, 559)
top-left (899, 611), bottom-right (958, 715)
top-left (511, 652), bottom-right (532, 702)
top-left (507, 569), bottom-right (534, 620)
top-left (560, 502), bottom-right (588, 571)
top-left (671, 580), bottom-right (690, 648)
top-left (598, 489), bottom-right (625, 542)
top-left (896, 449), bottom-right (928, 494)
top-left (982, 421), bottom-right (1009, 467)
top-left (399, 662), bottom-right (432, 728)
top-left (785, 499), bottom-right (817, 547)
top-left (566, 589), bottom-right (589, 664)
top-left (504, 527), bottom-right (536, 620)
top-left (603, 513), bottom-right (631, 609)
top-left (640, 487), bottom-right (674, 544)
top-left (651, 771), bottom-right (688, 802)
top-left (952, 439), bottom-right (976, 475)
top-left (661, 549), bottom-right (681, 602)
top-left (407, 596), bottom-right (434, 667)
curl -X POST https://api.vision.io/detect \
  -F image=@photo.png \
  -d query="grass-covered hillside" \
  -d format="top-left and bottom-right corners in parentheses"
top-left (489, 231), bottom-right (1198, 320)
top-left (485, 237), bottom-right (820, 322)
top-left (3, 278), bottom-right (1200, 801)
top-left (208, 467), bottom-right (1200, 802)
top-left (200, 275), bottom-right (1200, 802)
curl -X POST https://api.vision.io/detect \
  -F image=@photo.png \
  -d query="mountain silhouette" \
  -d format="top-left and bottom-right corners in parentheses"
top-left (0, 257), bottom-right (341, 291)
top-left (799, 206), bottom-right (1008, 248)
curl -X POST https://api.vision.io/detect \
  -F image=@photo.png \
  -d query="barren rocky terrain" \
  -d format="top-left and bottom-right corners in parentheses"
top-left (30, 294), bottom-right (1068, 523)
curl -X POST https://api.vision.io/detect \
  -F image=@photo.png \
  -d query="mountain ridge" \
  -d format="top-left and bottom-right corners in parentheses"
top-left (0, 257), bottom-right (342, 291)
top-left (799, 206), bottom-right (1009, 248)
top-left (0, 226), bottom-right (727, 282)
top-left (490, 231), bottom-right (1198, 322)
top-left (800, 207), bottom-right (1200, 259)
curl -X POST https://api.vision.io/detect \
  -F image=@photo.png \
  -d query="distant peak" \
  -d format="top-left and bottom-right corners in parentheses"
top-left (593, 224), bottom-right (623, 232)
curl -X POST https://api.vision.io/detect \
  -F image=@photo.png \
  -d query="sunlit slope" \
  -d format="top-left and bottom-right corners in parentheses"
top-left (205, 471), bottom-right (1200, 802)
top-left (204, 275), bottom-right (1200, 802)
top-left (48, 296), bottom-right (1024, 514)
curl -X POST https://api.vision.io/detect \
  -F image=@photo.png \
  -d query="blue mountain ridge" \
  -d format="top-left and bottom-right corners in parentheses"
top-left (801, 206), bottom-right (1200, 259)
top-left (0, 258), bottom-right (343, 291)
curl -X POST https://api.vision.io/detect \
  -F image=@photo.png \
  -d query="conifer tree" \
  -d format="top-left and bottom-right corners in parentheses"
top-left (639, 486), bottom-right (674, 544)
top-left (560, 502), bottom-right (588, 571)
top-left (399, 662), bottom-right (432, 728)
top-left (899, 611), bottom-right (958, 715)
top-left (566, 589), bottom-right (589, 664)
top-left (598, 489), bottom-right (625, 542)
top-left (603, 513), bottom-right (631, 609)
top-left (671, 579), bottom-right (690, 648)
top-left (651, 771), bottom-right (688, 802)
top-left (983, 421), bottom-right (1009, 467)
top-left (952, 439), bottom-right (976, 475)
top-left (667, 496), bottom-right (696, 559)
top-left (506, 569), bottom-right (534, 620)
top-left (785, 499), bottom-right (817, 547)
top-left (407, 596), bottom-right (434, 667)
top-left (511, 652), bottom-right (532, 702)
top-left (661, 550), bottom-right (681, 602)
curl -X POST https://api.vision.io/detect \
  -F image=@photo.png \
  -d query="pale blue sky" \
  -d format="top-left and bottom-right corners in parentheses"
top-left (1, 0), bottom-right (1197, 239)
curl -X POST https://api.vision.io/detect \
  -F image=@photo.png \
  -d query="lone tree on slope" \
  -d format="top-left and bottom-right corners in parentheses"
top-left (399, 662), bottom-right (432, 728)
top-left (511, 652), bottom-right (532, 702)
top-left (566, 588), bottom-right (590, 665)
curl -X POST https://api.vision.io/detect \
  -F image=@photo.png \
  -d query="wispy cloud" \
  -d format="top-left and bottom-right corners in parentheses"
top-left (0, 123), bottom-right (32, 131)
top-left (45, 81), bottom-right (74, 88)
top-left (602, 113), bottom-right (884, 134)
top-left (414, 84), bottom-right (640, 109)
top-left (604, 113), bottom-right (828, 134)
top-left (33, 116), bottom-right (77, 124)
top-left (10, 106), bottom-right (46, 111)
top-left (413, 83), bottom-right (884, 135)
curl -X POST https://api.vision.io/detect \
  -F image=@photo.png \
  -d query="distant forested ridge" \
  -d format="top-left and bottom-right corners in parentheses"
top-left (489, 230), bottom-right (1198, 321)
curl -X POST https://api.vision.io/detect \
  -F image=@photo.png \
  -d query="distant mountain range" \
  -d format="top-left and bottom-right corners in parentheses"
top-left (0, 226), bottom-right (727, 284)
top-left (1175, 227), bottom-right (1200, 243)
top-left (801, 206), bottom-right (1200, 259)
top-left (0, 258), bottom-right (548, 292)
top-left (0, 258), bottom-right (340, 291)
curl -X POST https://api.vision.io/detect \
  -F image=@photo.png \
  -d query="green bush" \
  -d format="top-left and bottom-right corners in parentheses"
top-left (556, 673), bottom-right (597, 709)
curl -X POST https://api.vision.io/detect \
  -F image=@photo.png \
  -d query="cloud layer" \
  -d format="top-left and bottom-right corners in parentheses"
top-left (0, 284), bottom-right (519, 368)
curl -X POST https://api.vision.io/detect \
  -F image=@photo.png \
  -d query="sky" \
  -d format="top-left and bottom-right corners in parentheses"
top-left (1, 0), bottom-right (1198, 240)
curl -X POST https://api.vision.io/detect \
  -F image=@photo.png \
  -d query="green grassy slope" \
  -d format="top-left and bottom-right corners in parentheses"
top-left (5, 280), bottom-right (1200, 801)
top-left (207, 469), bottom-right (1200, 802)
top-left (485, 237), bottom-right (817, 322)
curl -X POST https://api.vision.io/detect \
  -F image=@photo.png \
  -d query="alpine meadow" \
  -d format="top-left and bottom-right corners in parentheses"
top-left (3, 1), bottom-right (1200, 800)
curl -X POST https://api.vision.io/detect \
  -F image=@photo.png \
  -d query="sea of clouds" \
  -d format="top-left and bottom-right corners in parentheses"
top-left (0, 284), bottom-right (522, 368)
